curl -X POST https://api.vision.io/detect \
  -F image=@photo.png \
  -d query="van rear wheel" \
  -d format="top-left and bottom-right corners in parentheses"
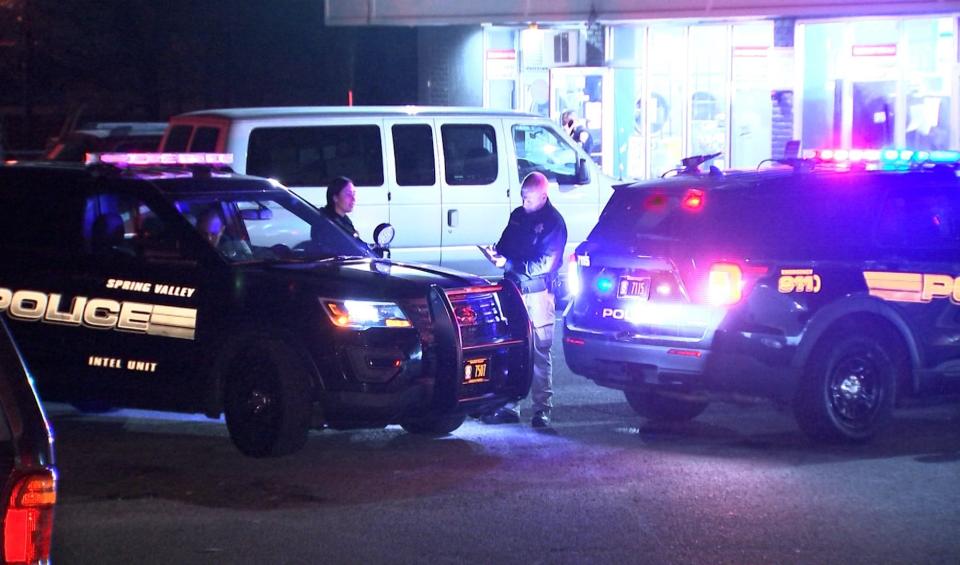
top-left (794, 331), bottom-right (896, 443)
top-left (223, 341), bottom-right (312, 457)
top-left (624, 390), bottom-right (708, 422)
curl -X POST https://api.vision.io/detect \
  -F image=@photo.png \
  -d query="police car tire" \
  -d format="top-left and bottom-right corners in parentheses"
top-left (623, 390), bottom-right (708, 422)
top-left (795, 331), bottom-right (896, 443)
top-left (400, 411), bottom-right (467, 436)
top-left (223, 341), bottom-right (312, 458)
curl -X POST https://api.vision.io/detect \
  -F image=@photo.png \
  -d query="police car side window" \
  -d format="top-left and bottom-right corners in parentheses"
top-left (392, 125), bottom-right (436, 186)
top-left (0, 183), bottom-right (80, 255)
top-left (876, 188), bottom-right (960, 251)
top-left (83, 194), bottom-right (180, 258)
top-left (441, 124), bottom-right (498, 186)
top-left (512, 125), bottom-right (578, 184)
top-left (247, 126), bottom-right (385, 188)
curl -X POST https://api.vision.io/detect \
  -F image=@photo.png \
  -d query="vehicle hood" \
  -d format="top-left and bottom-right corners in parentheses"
top-left (256, 258), bottom-right (493, 300)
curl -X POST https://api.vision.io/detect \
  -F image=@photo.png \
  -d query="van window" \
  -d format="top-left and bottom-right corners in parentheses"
top-left (512, 125), bottom-right (578, 184)
top-left (392, 125), bottom-right (436, 186)
top-left (247, 126), bottom-right (385, 187)
top-left (877, 188), bottom-right (960, 251)
top-left (190, 127), bottom-right (220, 152)
top-left (441, 124), bottom-right (498, 186)
top-left (163, 125), bottom-right (193, 152)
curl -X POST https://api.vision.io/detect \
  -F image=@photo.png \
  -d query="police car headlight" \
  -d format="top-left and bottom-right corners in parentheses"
top-left (321, 299), bottom-right (412, 329)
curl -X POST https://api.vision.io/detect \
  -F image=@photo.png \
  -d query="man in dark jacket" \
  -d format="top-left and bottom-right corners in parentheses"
top-left (482, 171), bottom-right (567, 428)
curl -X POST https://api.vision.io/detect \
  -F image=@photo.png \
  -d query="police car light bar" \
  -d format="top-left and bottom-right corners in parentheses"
top-left (85, 152), bottom-right (235, 167)
top-left (802, 148), bottom-right (960, 170)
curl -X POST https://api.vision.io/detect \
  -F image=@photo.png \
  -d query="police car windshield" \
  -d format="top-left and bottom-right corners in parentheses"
top-left (172, 192), bottom-right (370, 263)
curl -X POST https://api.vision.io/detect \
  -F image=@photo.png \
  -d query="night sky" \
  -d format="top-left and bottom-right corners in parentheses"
top-left (0, 0), bottom-right (418, 149)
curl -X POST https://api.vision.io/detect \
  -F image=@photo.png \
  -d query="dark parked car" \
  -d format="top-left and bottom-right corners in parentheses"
top-left (44, 122), bottom-right (166, 162)
top-left (0, 318), bottom-right (56, 564)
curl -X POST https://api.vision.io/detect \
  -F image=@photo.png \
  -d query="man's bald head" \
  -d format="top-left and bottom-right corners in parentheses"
top-left (521, 171), bottom-right (550, 213)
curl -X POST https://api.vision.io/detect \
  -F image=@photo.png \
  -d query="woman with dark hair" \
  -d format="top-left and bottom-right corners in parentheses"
top-left (322, 176), bottom-right (360, 240)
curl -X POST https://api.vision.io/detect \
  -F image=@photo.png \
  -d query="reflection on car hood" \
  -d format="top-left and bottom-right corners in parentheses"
top-left (261, 258), bottom-right (493, 299)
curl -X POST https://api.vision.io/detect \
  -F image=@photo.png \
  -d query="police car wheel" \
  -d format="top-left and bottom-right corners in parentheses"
top-left (400, 411), bottom-right (467, 436)
top-left (795, 331), bottom-right (897, 443)
top-left (623, 390), bottom-right (708, 422)
top-left (223, 342), bottom-right (312, 457)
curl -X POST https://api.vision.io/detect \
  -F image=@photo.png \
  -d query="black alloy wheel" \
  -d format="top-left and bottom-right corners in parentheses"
top-left (795, 330), bottom-right (897, 443)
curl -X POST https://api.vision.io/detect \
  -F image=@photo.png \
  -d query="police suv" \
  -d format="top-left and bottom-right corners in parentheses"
top-left (564, 149), bottom-right (960, 442)
top-left (0, 153), bottom-right (532, 457)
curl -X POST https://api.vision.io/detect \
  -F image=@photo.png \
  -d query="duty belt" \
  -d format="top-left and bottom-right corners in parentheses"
top-left (517, 275), bottom-right (555, 294)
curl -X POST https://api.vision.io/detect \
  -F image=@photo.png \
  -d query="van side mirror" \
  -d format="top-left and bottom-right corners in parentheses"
top-left (575, 158), bottom-right (591, 185)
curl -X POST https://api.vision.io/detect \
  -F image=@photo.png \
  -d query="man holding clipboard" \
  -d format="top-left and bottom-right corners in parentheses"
top-left (479, 172), bottom-right (567, 428)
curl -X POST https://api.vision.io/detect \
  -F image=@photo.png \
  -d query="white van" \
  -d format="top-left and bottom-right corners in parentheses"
top-left (161, 106), bottom-right (615, 278)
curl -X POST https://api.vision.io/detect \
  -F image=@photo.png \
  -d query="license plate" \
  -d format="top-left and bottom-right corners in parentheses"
top-left (618, 276), bottom-right (650, 300)
top-left (463, 358), bottom-right (490, 384)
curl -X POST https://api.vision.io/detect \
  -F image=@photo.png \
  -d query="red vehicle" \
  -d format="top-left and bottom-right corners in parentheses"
top-left (0, 319), bottom-right (56, 564)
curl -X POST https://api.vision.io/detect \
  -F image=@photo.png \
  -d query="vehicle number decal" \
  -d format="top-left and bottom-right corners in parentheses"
top-left (778, 269), bottom-right (821, 294)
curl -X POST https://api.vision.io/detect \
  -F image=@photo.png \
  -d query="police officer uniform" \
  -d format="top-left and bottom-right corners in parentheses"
top-left (322, 204), bottom-right (360, 240)
top-left (490, 198), bottom-right (567, 425)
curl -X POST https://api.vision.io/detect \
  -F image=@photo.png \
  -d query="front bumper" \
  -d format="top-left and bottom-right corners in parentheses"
top-left (321, 283), bottom-right (533, 426)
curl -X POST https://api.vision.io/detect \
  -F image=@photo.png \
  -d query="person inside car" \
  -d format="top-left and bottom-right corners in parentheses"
top-left (196, 207), bottom-right (253, 260)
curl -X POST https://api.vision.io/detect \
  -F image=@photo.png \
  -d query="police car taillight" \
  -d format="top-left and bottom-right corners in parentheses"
top-left (706, 262), bottom-right (768, 306)
top-left (3, 469), bottom-right (56, 565)
top-left (681, 189), bottom-right (705, 212)
top-left (85, 152), bottom-right (234, 167)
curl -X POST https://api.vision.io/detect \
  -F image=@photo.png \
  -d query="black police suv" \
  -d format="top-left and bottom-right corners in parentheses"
top-left (0, 318), bottom-right (56, 564)
top-left (564, 152), bottom-right (960, 442)
top-left (0, 157), bottom-right (531, 457)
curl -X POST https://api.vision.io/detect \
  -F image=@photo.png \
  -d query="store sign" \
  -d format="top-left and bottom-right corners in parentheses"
top-left (852, 44), bottom-right (897, 57)
top-left (486, 49), bottom-right (517, 80)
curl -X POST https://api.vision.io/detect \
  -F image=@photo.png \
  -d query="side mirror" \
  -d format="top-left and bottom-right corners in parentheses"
top-left (240, 206), bottom-right (273, 221)
top-left (372, 223), bottom-right (395, 258)
top-left (575, 158), bottom-right (591, 185)
top-left (373, 223), bottom-right (395, 248)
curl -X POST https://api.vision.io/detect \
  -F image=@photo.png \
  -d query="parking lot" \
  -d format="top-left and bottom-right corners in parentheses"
top-left (47, 328), bottom-right (960, 565)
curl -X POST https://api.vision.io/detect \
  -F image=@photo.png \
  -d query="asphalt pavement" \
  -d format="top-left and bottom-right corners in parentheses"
top-left (47, 328), bottom-right (960, 564)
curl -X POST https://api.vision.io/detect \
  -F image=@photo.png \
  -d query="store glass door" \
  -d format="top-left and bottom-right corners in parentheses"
top-left (550, 67), bottom-right (610, 172)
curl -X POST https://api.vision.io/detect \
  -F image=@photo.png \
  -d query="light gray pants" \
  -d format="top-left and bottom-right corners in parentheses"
top-left (505, 290), bottom-right (556, 416)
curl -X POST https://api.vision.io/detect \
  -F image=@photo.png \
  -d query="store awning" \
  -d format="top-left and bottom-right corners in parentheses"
top-left (324, 0), bottom-right (956, 26)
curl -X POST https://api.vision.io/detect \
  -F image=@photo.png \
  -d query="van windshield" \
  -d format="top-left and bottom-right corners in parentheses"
top-left (171, 191), bottom-right (371, 263)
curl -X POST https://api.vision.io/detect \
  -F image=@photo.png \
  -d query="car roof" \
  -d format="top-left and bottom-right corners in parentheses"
top-left (614, 166), bottom-right (954, 193)
top-left (0, 162), bottom-right (280, 195)
top-left (172, 105), bottom-right (546, 121)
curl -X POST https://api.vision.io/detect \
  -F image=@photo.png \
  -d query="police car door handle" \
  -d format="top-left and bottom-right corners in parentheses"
top-left (447, 209), bottom-right (459, 228)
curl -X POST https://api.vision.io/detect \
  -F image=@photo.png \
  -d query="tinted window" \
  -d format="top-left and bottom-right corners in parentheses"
top-left (392, 125), bottom-right (436, 186)
top-left (83, 193), bottom-right (181, 259)
top-left (247, 126), bottom-right (384, 187)
top-left (441, 124), bottom-right (498, 185)
top-left (163, 125), bottom-right (192, 152)
top-left (190, 127), bottom-right (220, 152)
top-left (877, 187), bottom-right (960, 251)
top-left (513, 125), bottom-right (578, 184)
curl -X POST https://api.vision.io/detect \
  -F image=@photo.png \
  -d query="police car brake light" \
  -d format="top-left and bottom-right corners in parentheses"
top-left (707, 263), bottom-right (742, 306)
top-left (85, 152), bottom-right (235, 167)
top-left (681, 189), bottom-right (705, 212)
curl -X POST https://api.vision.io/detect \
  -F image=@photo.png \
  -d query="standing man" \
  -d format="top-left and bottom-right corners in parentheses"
top-left (322, 176), bottom-right (361, 240)
top-left (481, 171), bottom-right (567, 428)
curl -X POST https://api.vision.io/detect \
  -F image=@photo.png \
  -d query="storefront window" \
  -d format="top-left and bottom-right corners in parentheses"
top-left (609, 26), bottom-right (645, 179)
top-left (648, 27), bottom-right (686, 178)
top-left (904, 18), bottom-right (953, 150)
top-left (731, 23), bottom-right (773, 168)
top-left (688, 26), bottom-right (729, 168)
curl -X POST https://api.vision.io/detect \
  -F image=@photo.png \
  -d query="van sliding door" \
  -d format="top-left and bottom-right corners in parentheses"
top-left (384, 119), bottom-right (442, 265)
